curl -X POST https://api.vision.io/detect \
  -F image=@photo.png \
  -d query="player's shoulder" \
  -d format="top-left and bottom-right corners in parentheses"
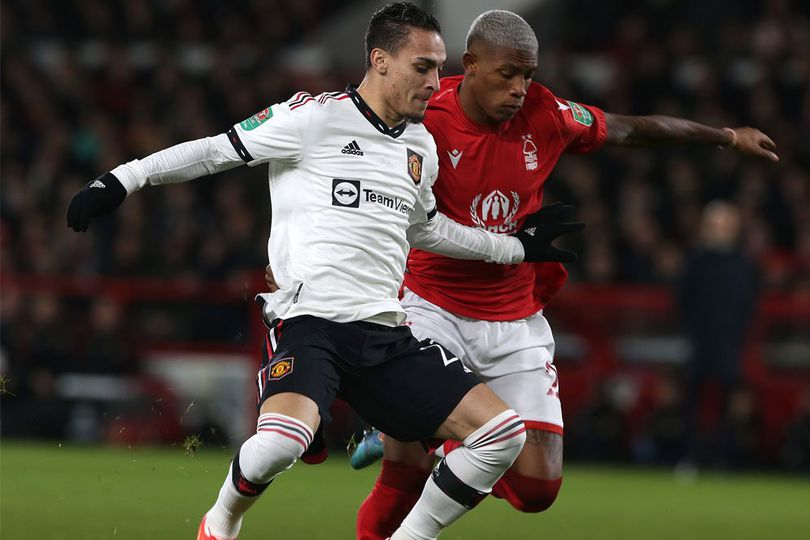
top-left (403, 121), bottom-right (438, 155)
top-left (523, 82), bottom-right (562, 114)
top-left (281, 90), bottom-right (351, 116)
top-left (423, 75), bottom-right (462, 140)
top-left (428, 75), bottom-right (463, 111)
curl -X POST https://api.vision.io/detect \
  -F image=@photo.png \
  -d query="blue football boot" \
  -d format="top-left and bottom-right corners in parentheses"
top-left (349, 429), bottom-right (384, 470)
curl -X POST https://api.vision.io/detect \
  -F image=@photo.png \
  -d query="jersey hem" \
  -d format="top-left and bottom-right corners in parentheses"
top-left (403, 278), bottom-right (543, 322)
top-left (281, 304), bottom-right (406, 326)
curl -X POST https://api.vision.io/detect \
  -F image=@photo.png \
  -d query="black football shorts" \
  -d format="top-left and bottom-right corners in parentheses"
top-left (256, 315), bottom-right (481, 442)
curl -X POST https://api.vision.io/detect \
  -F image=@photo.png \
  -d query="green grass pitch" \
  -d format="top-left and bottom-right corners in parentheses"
top-left (2, 441), bottom-right (809, 539)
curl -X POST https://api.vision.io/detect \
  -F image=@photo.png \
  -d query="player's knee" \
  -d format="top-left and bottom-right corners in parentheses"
top-left (238, 413), bottom-right (313, 484)
top-left (511, 483), bottom-right (561, 513)
top-left (465, 410), bottom-right (526, 467)
top-left (502, 473), bottom-right (562, 513)
top-left (247, 429), bottom-right (303, 477)
top-left (500, 421), bottom-right (527, 464)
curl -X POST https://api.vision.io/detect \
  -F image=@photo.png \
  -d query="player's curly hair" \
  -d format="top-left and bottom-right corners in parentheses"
top-left (365, 2), bottom-right (441, 68)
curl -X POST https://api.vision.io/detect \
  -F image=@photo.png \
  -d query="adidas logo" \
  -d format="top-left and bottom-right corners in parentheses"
top-left (89, 180), bottom-right (106, 189)
top-left (524, 227), bottom-right (537, 236)
top-left (341, 140), bottom-right (364, 156)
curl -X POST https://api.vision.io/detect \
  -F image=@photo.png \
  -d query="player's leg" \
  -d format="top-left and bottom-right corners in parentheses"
top-left (491, 429), bottom-right (563, 513)
top-left (358, 377), bottom-right (563, 539)
top-left (391, 383), bottom-right (526, 540)
top-left (430, 372), bottom-right (564, 514)
top-left (356, 290), bottom-right (472, 540)
top-left (201, 393), bottom-right (319, 540)
top-left (474, 312), bottom-right (564, 513)
top-left (356, 439), bottom-right (432, 540)
top-left (200, 317), bottom-right (340, 540)
top-left (489, 373), bottom-right (563, 514)
top-left (430, 310), bottom-right (564, 514)
top-left (342, 332), bottom-right (525, 540)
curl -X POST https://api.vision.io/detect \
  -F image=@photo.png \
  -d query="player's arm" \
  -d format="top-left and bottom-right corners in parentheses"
top-left (603, 113), bottom-right (779, 162)
top-left (67, 101), bottom-right (304, 232)
top-left (66, 135), bottom-right (245, 231)
top-left (407, 211), bottom-right (524, 263)
top-left (407, 200), bottom-right (584, 264)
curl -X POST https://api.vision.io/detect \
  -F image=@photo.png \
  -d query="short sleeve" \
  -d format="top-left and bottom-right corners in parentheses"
top-left (553, 97), bottom-right (608, 155)
top-left (227, 94), bottom-right (312, 166)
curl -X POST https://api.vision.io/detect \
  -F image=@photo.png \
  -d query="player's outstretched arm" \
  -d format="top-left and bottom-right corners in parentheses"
top-left (406, 203), bottom-right (584, 264)
top-left (406, 211), bottom-right (525, 264)
top-left (603, 113), bottom-right (779, 162)
top-left (66, 134), bottom-right (243, 232)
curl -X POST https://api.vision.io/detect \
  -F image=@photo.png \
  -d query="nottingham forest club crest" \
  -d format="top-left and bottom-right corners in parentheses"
top-left (470, 190), bottom-right (521, 233)
top-left (406, 148), bottom-right (423, 185)
top-left (522, 134), bottom-right (538, 171)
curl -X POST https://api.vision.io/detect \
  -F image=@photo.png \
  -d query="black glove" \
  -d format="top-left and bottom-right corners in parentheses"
top-left (66, 172), bottom-right (127, 232)
top-left (514, 202), bottom-right (584, 263)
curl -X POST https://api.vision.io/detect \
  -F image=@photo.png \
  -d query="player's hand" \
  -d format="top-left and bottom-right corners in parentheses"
top-left (515, 202), bottom-right (584, 263)
top-left (265, 264), bottom-right (279, 293)
top-left (727, 127), bottom-right (779, 162)
top-left (66, 172), bottom-right (127, 232)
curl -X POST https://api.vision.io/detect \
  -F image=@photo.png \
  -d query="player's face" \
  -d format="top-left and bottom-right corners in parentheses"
top-left (385, 28), bottom-right (446, 122)
top-left (465, 45), bottom-right (537, 124)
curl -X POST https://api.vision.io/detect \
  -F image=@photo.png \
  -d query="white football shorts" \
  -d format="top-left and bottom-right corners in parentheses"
top-left (401, 288), bottom-right (563, 434)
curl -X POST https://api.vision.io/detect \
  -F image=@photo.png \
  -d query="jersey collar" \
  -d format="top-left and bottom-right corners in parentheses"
top-left (346, 84), bottom-right (407, 139)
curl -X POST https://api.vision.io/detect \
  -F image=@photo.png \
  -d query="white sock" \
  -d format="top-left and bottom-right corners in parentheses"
top-left (203, 470), bottom-right (250, 539)
top-left (394, 409), bottom-right (526, 540)
top-left (204, 413), bottom-right (314, 539)
top-left (390, 475), bottom-right (466, 540)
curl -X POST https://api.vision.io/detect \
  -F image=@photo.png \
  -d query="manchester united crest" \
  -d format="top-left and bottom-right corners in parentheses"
top-left (406, 148), bottom-right (423, 185)
top-left (269, 357), bottom-right (294, 380)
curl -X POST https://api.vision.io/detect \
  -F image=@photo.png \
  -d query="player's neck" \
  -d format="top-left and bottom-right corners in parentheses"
top-left (356, 78), bottom-right (405, 128)
top-left (458, 81), bottom-right (498, 127)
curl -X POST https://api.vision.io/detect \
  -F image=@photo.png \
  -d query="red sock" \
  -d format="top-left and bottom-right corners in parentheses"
top-left (356, 459), bottom-right (431, 540)
top-left (491, 469), bottom-right (562, 513)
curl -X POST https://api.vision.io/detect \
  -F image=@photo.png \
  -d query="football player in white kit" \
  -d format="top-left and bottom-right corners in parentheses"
top-left (66, 4), bottom-right (585, 539)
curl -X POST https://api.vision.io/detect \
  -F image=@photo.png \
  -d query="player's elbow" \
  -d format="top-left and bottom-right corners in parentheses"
top-left (406, 220), bottom-right (439, 251)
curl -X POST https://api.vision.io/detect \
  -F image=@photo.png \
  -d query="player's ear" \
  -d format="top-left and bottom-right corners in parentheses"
top-left (462, 50), bottom-right (477, 76)
top-left (369, 48), bottom-right (388, 75)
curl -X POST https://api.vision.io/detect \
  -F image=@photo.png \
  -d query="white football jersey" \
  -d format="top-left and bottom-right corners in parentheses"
top-left (232, 87), bottom-right (440, 325)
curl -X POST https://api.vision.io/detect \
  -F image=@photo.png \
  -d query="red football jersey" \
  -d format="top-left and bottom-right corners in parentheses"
top-left (404, 75), bottom-right (607, 320)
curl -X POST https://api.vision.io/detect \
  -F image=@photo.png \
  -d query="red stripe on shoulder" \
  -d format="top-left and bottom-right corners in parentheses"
top-left (318, 92), bottom-right (349, 104)
top-left (290, 97), bottom-right (315, 110)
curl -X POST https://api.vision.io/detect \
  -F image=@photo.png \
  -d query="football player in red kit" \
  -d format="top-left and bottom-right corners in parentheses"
top-left (353, 9), bottom-right (778, 540)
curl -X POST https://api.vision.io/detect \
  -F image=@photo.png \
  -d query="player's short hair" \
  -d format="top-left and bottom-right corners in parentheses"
top-left (365, 2), bottom-right (441, 68)
top-left (466, 10), bottom-right (538, 54)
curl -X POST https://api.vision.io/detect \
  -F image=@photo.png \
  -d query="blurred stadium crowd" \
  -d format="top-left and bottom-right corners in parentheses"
top-left (2, 0), bottom-right (808, 469)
